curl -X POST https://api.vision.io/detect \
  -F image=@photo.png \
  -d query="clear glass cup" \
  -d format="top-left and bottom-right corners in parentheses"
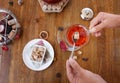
top-left (57, 24), bottom-right (89, 51)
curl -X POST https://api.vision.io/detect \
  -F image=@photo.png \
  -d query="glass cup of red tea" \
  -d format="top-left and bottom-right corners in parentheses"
top-left (64, 24), bottom-right (89, 51)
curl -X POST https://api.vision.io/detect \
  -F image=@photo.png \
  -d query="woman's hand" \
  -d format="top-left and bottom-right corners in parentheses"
top-left (66, 58), bottom-right (107, 83)
top-left (89, 12), bottom-right (120, 37)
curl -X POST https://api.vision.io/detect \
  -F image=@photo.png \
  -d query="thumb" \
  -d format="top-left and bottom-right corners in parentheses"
top-left (68, 58), bottom-right (85, 73)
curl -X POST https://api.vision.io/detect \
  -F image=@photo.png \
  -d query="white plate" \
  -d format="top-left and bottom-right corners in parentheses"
top-left (22, 39), bottom-right (54, 71)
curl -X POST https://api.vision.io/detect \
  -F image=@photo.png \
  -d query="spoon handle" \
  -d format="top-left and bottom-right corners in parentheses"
top-left (70, 43), bottom-right (75, 58)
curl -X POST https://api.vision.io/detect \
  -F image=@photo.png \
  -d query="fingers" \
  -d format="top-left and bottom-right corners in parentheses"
top-left (94, 22), bottom-right (106, 31)
top-left (89, 16), bottom-right (101, 30)
top-left (94, 31), bottom-right (102, 37)
top-left (89, 12), bottom-right (104, 29)
top-left (89, 12), bottom-right (106, 36)
top-left (89, 22), bottom-right (106, 36)
top-left (66, 60), bottom-right (73, 79)
top-left (68, 58), bottom-right (84, 73)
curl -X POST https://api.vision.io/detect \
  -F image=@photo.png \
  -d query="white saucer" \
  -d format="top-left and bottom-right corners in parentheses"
top-left (22, 39), bottom-right (54, 71)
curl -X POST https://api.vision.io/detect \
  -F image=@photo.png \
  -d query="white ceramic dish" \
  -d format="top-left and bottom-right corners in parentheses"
top-left (22, 39), bottom-right (54, 71)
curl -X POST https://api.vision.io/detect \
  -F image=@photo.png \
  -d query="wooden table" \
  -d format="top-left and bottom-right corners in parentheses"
top-left (0, 0), bottom-right (120, 83)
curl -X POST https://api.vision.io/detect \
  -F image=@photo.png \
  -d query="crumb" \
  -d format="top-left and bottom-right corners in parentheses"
top-left (58, 27), bottom-right (64, 31)
top-left (73, 56), bottom-right (77, 60)
top-left (82, 58), bottom-right (88, 61)
top-left (56, 73), bottom-right (61, 78)
top-left (77, 50), bottom-right (82, 55)
top-left (8, 1), bottom-right (13, 6)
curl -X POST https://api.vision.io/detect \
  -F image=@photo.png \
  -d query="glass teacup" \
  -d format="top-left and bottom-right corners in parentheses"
top-left (57, 24), bottom-right (89, 51)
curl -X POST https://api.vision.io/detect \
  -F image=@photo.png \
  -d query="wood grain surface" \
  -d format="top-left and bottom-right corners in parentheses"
top-left (0, 0), bottom-right (120, 83)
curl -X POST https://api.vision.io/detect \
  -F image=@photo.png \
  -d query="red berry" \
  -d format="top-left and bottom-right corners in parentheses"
top-left (60, 40), bottom-right (67, 51)
top-left (2, 45), bottom-right (9, 51)
top-left (15, 35), bottom-right (20, 39)
top-left (2, 13), bottom-right (7, 16)
top-left (37, 40), bottom-right (44, 46)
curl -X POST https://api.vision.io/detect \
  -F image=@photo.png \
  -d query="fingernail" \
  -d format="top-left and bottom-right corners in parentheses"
top-left (69, 57), bottom-right (74, 62)
top-left (69, 57), bottom-right (72, 60)
top-left (89, 28), bottom-right (96, 33)
top-left (95, 33), bottom-right (101, 37)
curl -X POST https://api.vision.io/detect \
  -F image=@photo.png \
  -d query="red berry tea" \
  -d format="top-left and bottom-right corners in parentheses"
top-left (66, 24), bottom-right (89, 47)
